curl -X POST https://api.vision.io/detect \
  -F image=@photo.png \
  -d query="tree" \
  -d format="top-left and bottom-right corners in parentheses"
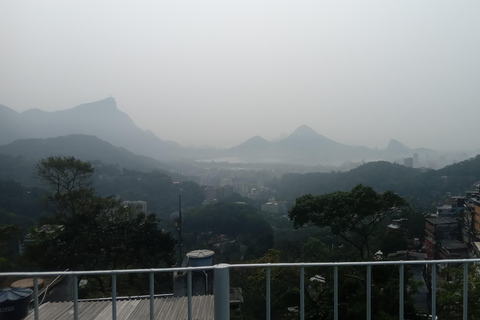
top-left (26, 198), bottom-right (175, 271)
top-left (437, 264), bottom-right (480, 319)
top-left (25, 156), bottom-right (175, 276)
top-left (0, 225), bottom-right (20, 271)
top-left (183, 201), bottom-right (273, 261)
top-left (37, 156), bottom-right (95, 220)
top-left (234, 249), bottom-right (300, 319)
top-left (37, 156), bottom-right (94, 194)
top-left (0, 179), bottom-right (45, 230)
top-left (288, 184), bottom-right (409, 260)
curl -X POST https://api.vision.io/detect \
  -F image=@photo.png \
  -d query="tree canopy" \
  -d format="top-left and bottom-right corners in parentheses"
top-left (0, 225), bottom-right (19, 271)
top-left (36, 156), bottom-right (96, 220)
top-left (37, 156), bottom-right (94, 195)
top-left (25, 156), bottom-right (175, 272)
top-left (288, 184), bottom-right (409, 260)
top-left (183, 201), bottom-right (274, 261)
top-left (437, 265), bottom-right (480, 319)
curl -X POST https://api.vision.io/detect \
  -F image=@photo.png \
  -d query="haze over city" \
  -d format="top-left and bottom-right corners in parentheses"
top-left (2, 1), bottom-right (480, 151)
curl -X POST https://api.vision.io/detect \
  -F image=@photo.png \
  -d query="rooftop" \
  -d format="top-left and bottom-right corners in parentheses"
top-left (441, 240), bottom-right (468, 250)
top-left (24, 295), bottom-right (214, 320)
top-left (425, 217), bottom-right (458, 225)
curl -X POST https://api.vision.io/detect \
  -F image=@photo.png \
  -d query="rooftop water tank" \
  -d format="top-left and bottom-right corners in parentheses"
top-left (0, 287), bottom-right (32, 320)
top-left (186, 249), bottom-right (214, 267)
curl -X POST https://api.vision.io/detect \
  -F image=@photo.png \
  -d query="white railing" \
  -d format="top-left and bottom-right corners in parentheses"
top-left (2, 258), bottom-right (479, 320)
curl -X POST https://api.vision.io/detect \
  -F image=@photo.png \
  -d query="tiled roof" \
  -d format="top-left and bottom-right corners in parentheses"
top-left (24, 295), bottom-right (214, 320)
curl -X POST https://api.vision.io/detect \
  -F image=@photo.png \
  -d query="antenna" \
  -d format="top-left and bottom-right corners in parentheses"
top-left (178, 194), bottom-right (182, 266)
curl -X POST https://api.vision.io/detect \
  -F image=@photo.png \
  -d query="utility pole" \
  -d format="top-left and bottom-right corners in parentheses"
top-left (178, 194), bottom-right (182, 266)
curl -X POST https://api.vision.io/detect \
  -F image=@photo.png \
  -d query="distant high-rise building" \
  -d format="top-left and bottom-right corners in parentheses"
top-left (404, 157), bottom-right (413, 168)
top-left (219, 178), bottom-right (233, 187)
top-left (240, 183), bottom-right (250, 197)
top-left (413, 153), bottom-right (419, 167)
top-left (220, 185), bottom-right (234, 199)
top-left (204, 186), bottom-right (218, 202)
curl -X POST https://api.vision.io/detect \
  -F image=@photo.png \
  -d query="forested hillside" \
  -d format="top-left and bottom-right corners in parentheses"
top-left (274, 155), bottom-right (480, 211)
top-left (0, 155), bottom-right (205, 230)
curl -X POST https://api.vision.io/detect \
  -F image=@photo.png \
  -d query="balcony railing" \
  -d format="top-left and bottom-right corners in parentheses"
top-left (2, 258), bottom-right (479, 320)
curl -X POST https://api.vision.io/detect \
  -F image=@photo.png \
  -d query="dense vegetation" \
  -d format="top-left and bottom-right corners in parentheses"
top-left (274, 156), bottom-right (480, 211)
top-left (0, 179), bottom-right (46, 230)
top-left (2, 152), bottom-right (480, 318)
top-left (0, 154), bottom-right (205, 229)
top-left (289, 184), bottom-right (410, 260)
top-left (20, 157), bottom-right (176, 297)
top-left (183, 201), bottom-right (274, 262)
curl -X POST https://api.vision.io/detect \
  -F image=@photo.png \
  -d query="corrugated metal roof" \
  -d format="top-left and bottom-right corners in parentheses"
top-left (24, 295), bottom-right (214, 320)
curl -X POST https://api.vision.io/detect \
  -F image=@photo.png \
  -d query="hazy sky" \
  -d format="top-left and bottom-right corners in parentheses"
top-left (2, 1), bottom-right (480, 151)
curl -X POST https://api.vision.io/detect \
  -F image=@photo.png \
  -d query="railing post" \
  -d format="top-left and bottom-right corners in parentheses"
top-left (366, 265), bottom-right (371, 320)
top-left (463, 262), bottom-right (468, 320)
top-left (149, 272), bottom-right (154, 320)
top-left (399, 264), bottom-right (404, 320)
top-left (73, 275), bottom-right (79, 320)
top-left (431, 264), bottom-right (436, 320)
top-left (300, 266), bottom-right (305, 320)
top-left (112, 274), bottom-right (117, 320)
top-left (334, 266), bottom-right (338, 320)
top-left (34, 276), bottom-right (39, 320)
top-left (266, 265), bottom-right (271, 320)
top-left (214, 264), bottom-right (230, 320)
top-left (188, 270), bottom-right (192, 320)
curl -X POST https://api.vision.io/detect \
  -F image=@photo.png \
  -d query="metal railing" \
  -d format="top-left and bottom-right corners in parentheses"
top-left (2, 258), bottom-right (479, 320)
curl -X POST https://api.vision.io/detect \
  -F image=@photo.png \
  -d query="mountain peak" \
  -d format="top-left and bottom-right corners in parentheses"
top-left (290, 125), bottom-right (320, 137)
top-left (246, 135), bottom-right (270, 143)
top-left (386, 139), bottom-right (411, 153)
top-left (73, 97), bottom-right (117, 113)
top-left (230, 135), bottom-right (271, 152)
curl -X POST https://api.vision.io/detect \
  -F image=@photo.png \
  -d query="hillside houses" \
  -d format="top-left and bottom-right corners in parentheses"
top-left (426, 188), bottom-right (480, 264)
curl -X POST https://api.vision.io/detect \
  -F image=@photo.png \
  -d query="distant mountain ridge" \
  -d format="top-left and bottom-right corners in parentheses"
top-left (0, 98), bottom-right (182, 162)
top-left (229, 136), bottom-right (273, 153)
top-left (220, 125), bottom-right (421, 166)
top-left (0, 135), bottom-right (173, 172)
top-left (275, 155), bottom-right (480, 212)
top-left (0, 98), bottom-right (470, 168)
top-left (215, 124), bottom-right (472, 167)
